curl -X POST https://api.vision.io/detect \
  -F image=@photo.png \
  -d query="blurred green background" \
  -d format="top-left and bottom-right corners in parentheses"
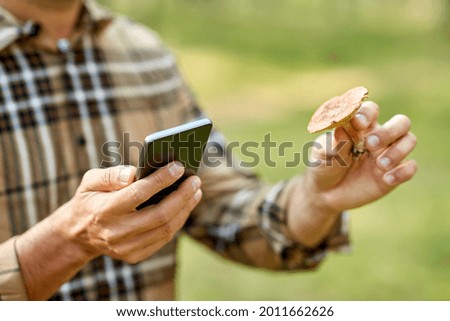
top-left (100, 0), bottom-right (449, 300)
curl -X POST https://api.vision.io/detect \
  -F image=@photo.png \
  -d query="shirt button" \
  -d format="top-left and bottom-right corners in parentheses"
top-left (57, 38), bottom-right (71, 53)
top-left (77, 136), bottom-right (86, 146)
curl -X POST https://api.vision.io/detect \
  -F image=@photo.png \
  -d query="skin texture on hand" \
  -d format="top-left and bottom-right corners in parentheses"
top-left (65, 163), bottom-right (202, 263)
top-left (15, 162), bottom-right (202, 300)
top-left (287, 101), bottom-right (418, 247)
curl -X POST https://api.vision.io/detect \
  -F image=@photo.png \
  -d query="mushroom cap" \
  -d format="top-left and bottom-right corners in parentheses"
top-left (307, 86), bottom-right (369, 133)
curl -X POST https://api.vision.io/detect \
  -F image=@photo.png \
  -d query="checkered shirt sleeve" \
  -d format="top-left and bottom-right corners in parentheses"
top-left (185, 129), bottom-right (350, 270)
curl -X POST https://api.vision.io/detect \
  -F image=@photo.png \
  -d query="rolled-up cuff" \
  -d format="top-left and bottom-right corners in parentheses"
top-left (259, 177), bottom-right (351, 271)
top-left (0, 237), bottom-right (28, 300)
top-left (278, 211), bottom-right (351, 270)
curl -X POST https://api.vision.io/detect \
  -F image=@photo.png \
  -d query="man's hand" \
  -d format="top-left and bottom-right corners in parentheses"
top-left (64, 162), bottom-right (202, 264)
top-left (287, 101), bottom-right (417, 247)
top-left (15, 162), bottom-right (202, 300)
top-left (308, 101), bottom-right (417, 212)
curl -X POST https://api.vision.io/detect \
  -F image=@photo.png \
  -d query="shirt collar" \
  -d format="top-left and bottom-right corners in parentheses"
top-left (0, 0), bottom-right (113, 51)
top-left (82, 0), bottom-right (114, 30)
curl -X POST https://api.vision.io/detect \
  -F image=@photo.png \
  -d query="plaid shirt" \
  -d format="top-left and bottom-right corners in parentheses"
top-left (0, 1), bottom-right (349, 300)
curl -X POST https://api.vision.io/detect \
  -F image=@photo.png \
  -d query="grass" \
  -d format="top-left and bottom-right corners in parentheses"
top-left (100, 0), bottom-right (449, 300)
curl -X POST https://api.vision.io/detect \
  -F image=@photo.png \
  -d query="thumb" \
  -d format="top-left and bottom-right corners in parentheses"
top-left (307, 129), bottom-right (353, 190)
top-left (311, 128), bottom-right (352, 167)
top-left (79, 166), bottom-right (136, 192)
top-left (333, 126), bottom-right (353, 164)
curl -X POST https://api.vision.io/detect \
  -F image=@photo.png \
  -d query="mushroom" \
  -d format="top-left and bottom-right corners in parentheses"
top-left (307, 86), bottom-right (369, 158)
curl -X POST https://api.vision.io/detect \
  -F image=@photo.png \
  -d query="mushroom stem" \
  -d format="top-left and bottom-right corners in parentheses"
top-left (342, 122), bottom-right (366, 158)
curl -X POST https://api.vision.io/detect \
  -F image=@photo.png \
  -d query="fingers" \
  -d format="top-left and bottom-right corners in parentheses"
top-left (351, 101), bottom-right (380, 131)
top-left (115, 161), bottom-right (185, 211)
top-left (361, 113), bottom-right (417, 188)
top-left (382, 159), bottom-right (418, 187)
top-left (375, 132), bottom-right (417, 172)
top-left (152, 175), bottom-right (202, 220)
top-left (80, 166), bottom-right (136, 192)
top-left (100, 175), bottom-right (201, 243)
top-left (109, 188), bottom-right (202, 264)
top-left (123, 239), bottom-right (169, 265)
top-left (310, 101), bottom-right (381, 168)
top-left (365, 114), bottom-right (411, 156)
top-left (103, 178), bottom-right (203, 264)
top-left (130, 175), bottom-right (201, 234)
top-left (144, 186), bottom-right (201, 244)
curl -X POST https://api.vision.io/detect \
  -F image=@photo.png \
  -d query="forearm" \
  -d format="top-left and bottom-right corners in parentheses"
top-left (287, 174), bottom-right (341, 248)
top-left (15, 200), bottom-right (95, 300)
top-left (13, 163), bottom-right (195, 300)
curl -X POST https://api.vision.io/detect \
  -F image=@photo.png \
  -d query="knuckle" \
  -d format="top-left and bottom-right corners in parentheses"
top-left (383, 130), bottom-right (395, 145)
top-left (397, 163), bottom-right (416, 182)
top-left (153, 207), bottom-right (169, 226)
top-left (151, 170), bottom-right (168, 188)
top-left (395, 114), bottom-right (411, 130)
top-left (181, 206), bottom-right (193, 224)
top-left (388, 144), bottom-right (403, 159)
top-left (163, 220), bottom-right (179, 241)
top-left (163, 223), bottom-right (174, 241)
top-left (408, 132), bottom-right (417, 147)
top-left (362, 101), bottom-right (379, 116)
top-left (397, 170), bottom-right (411, 183)
top-left (371, 102), bottom-right (380, 114)
top-left (110, 245), bottom-right (126, 258)
top-left (101, 168), bottom-right (114, 186)
top-left (186, 191), bottom-right (201, 210)
top-left (406, 161), bottom-right (418, 177)
top-left (128, 183), bottom-right (143, 204)
top-left (390, 132), bottom-right (417, 158)
top-left (99, 229), bottom-right (117, 244)
top-left (181, 188), bottom-right (193, 203)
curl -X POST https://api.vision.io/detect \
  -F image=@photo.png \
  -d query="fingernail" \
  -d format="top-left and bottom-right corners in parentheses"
top-left (384, 173), bottom-right (396, 186)
top-left (379, 157), bottom-right (391, 170)
top-left (194, 189), bottom-right (202, 201)
top-left (169, 161), bottom-right (184, 177)
top-left (191, 176), bottom-right (201, 190)
top-left (355, 113), bottom-right (368, 128)
top-left (119, 166), bottom-right (132, 183)
top-left (367, 135), bottom-right (380, 149)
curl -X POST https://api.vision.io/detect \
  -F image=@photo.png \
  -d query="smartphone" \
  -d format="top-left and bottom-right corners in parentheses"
top-left (135, 118), bottom-right (213, 209)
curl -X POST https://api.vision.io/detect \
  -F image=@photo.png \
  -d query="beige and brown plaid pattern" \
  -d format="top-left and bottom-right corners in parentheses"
top-left (0, 1), bottom-right (349, 300)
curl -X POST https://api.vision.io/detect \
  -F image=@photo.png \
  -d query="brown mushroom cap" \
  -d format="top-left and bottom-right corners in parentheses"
top-left (307, 86), bottom-right (369, 133)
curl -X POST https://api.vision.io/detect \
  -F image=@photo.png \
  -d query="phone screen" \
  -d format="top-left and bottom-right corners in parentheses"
top-left (135, 118), bottom-right (212, 209)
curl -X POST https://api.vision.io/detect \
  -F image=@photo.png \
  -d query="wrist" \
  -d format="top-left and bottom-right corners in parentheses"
top-left (301, 170), bottom-right (343, 216)
top-left (15, 201), bottom-right (97, 300)
top-left (53, 199), bottom-right (100, 262)
top-left (286, 175), bottom-right (341, 248)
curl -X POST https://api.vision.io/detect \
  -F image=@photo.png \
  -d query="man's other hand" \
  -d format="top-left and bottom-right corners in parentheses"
top-left (64, 162), bottom-right (202, 264)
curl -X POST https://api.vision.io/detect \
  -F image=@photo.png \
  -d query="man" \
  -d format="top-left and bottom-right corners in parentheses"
top-left (0, 0), bottom-right (417, 300)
